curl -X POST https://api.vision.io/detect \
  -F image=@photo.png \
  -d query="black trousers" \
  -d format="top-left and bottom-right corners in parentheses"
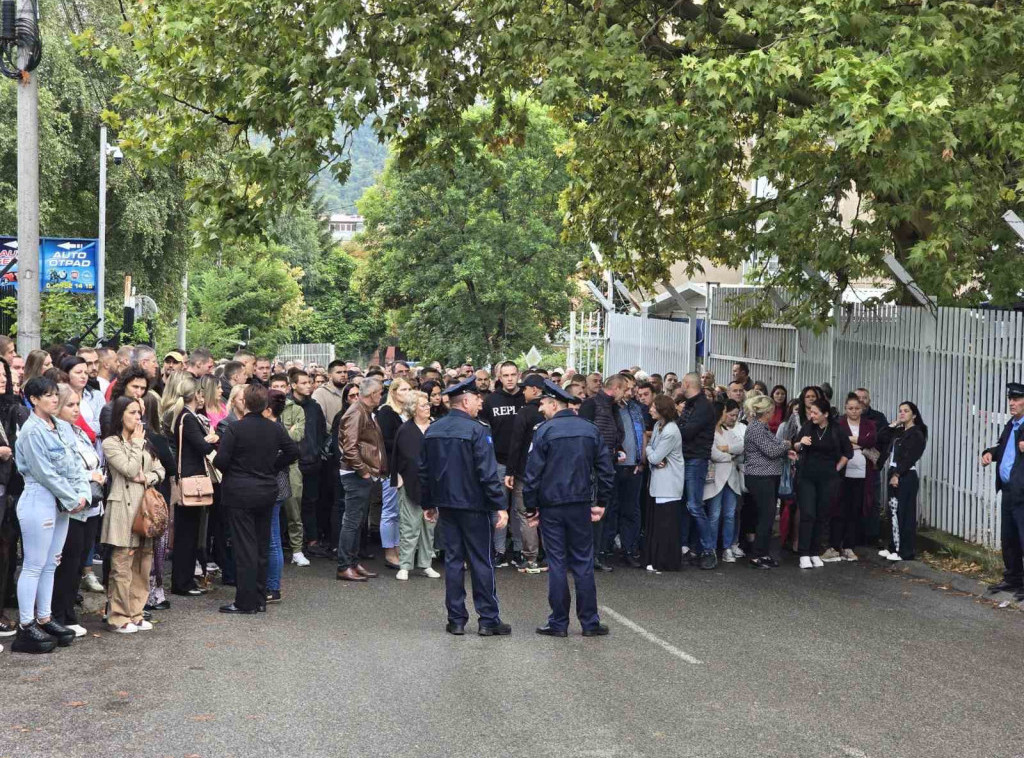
top-left (226, 502), bottom-right (273, 611)
top-left (52, 517), bottom-right (89, 625)
top-left (172, 505), bottom-right (205, 592)
top-left (832, 478), bottom-right (865, 551)
top-left (888, 470), bottom-right (919, 560)
top-left (300, 471), bottom-right (320, 543)
top-left (797, 471), bottom-right (838, 557)
top-left (317, 460), bottom-right (337, 544)
top-left (1000, 489), bottom-right (1024, 586)
top-left (0, 500), bottom-right (18, 610)
top-left (209, 486), bottom-right (235, 584)
top-left (747, 475), bottom-right (779, 558)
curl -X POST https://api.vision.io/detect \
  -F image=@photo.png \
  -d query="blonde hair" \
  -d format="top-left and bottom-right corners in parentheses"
top-left (227, 384), bottom-right (246, 415)
top-left (197, 374), bottom-right (224, 413)
top-left (386, 377), bottom-right (413, 415)
top-left (745, 394), bottom-right (774, 419)
top-left (166, 374), bottom-right (197, 435)
top-left (403, 390), bottom-right (427, 419)
top-left (56, 382), bottom-right (80, 417)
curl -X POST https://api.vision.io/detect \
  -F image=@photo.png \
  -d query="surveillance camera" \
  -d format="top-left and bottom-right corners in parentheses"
top-left (112, 147), bottom-right (124, 165)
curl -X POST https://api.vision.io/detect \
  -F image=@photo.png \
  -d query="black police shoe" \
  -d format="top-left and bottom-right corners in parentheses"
top-left (11, 622), bottom-right (57, 654)
top-left (478, 622), bottom-right (512, 637)
top-left (582, 624), bottom-right (610, 637)
top-left (594, 555), bottom-right (614, 573)
top-left (218, 604), bottom-right (258, 615)
top-left (39, 619), bottom-right (75, 647)
top-left (699, 551), bottom-right (718, 570)
top-left (535, 625), bottom-right (567, 638)
top-left (445, 622), bottom-right (466, 636)
top-left (988, 580), bottom-right (1021, 594)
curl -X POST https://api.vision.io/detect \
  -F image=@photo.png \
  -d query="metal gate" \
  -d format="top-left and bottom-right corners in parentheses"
top-left (275, 342), bottom-right (336, 369)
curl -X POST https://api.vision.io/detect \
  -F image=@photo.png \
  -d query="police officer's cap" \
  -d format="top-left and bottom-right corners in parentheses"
top-left (442, 376), bottom-right (483, 399)
top-left (519, 374), bottom-right (546, 390)
top-left (1008, 382), bottom-right (1024, 399)
top-left (540, 379), bottom-right (575, 404)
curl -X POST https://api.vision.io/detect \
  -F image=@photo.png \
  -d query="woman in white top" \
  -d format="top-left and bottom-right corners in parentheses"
top-left (704, 400), bottom-right (745, 562)
top-left (641, 395), bottom-right (685, 572)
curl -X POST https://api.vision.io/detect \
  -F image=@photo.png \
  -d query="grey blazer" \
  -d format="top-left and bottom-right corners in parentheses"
top-left (645, 421), bottom-right (685, 500)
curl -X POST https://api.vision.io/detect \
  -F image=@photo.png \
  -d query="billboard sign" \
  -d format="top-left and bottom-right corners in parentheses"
top-left (0, 237), bottom-right (99, 293)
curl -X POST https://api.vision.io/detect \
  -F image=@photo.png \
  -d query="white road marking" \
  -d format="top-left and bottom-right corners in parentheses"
top-left (599, 606), bottom-right (702, 665)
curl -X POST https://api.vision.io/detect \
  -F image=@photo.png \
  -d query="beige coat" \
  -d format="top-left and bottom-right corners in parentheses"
top-left (101, 436), bottom-right (165, 548)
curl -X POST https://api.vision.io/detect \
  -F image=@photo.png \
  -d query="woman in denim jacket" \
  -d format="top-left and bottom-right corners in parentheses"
top-left (11, 376), bottom-right (91, 654)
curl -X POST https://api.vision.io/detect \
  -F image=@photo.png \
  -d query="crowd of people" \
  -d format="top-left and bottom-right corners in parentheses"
top-left (0, 337), bottom-right (936, 651)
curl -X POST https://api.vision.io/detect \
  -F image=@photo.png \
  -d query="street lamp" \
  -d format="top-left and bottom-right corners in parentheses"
top-left (98, 124), bottom-right (122, 341)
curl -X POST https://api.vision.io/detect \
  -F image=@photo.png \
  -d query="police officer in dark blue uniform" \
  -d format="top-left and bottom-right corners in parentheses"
top-left (419, 377), bottom-right (512, 636)
top-left (982, 382), bottom-right (1024, 599)
top-left (523, 380), bottom-right (615, 637)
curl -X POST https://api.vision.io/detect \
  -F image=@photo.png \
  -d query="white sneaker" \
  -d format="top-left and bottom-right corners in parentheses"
top-left (820, 548), bottom-right (843, 563)
top-left (395, 569), bottom-right (409, 581)
top-left (722, 548), bottom-right (736, 563)
top-left (113, 623), bottom-right (138, 634)
top-left (878, 549), bottom-right (892, 559)
top-left (799, 556), bottom-right (813, 569)
top-left (842, 548), bottom-right (858, 562)
top-left (731, 544), bottom-right (745, 558)
top-left (136, 619), bottom-right (153, 631)
top-left (810, 556), bottom-right (824, 568)
top-left (422, 567), bottom-right (441, 579)
top-left (67, 624), bottom-right (87, 638)
top-left (194, 561), bottom-right (203, 577)
top-left (887, 553), bottom-right (903, 562)
top-left (291, 552), bottom-right (310, 567)
top-left (205, 562), bottom-right (221, 573)
top-left (81, 573), bottom-right (104, 593)
top-left (681, 546), bottom-right (691, 556)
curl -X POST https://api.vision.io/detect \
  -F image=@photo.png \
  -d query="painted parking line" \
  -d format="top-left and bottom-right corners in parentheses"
top-left (599, 606), bottom-right (702, 665)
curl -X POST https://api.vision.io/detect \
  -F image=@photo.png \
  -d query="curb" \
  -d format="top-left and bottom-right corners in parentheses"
top-left (862, 548), bottom-right (1022, 610)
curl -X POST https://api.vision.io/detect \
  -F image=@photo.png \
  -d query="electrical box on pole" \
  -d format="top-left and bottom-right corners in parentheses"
top-left (2, 0), bottom-right (42, 353)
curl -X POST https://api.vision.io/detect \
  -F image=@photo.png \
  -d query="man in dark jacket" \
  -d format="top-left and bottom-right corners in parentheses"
top-left (679, 372), bottom-right (718, 569)
top-left (505, 374), bottom-right (545, 572)
top-left (419, 377), bottom-right (510, 636)
top-left (579, 374), bottom-right (626, 571)
top-left (289, 371), bottom-right (328, 557)
top-left (982, 382), bottom-right (1024, 598)
top-left (523, 381), bottom-right (615, 637)
top-left (482, 360), bottom-right (526, 564)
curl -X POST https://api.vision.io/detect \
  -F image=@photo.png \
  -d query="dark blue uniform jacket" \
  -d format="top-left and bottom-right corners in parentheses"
top-left (522, 410), bottom-right (615, 510)
top-left (419, 408), bottom-right (506, 512)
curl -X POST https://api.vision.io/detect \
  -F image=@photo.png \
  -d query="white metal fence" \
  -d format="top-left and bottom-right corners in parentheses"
top-left (568, 310), bottom-right (607, 376)
top-left (706, 286), bottom-right (1022, 549)
top-left (275, 342), bottom-right (336, 369)
top-left (605, 312), bottom-right (694, 377)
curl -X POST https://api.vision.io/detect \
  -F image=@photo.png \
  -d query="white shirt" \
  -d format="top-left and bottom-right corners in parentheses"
top-left (845, 421), bottom-right (867, 479)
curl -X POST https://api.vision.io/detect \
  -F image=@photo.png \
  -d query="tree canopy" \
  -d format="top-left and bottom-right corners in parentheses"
top-left (357, 104), bottom-right (582, 363)
top-left (97, 0), bottom-right (1024, 327)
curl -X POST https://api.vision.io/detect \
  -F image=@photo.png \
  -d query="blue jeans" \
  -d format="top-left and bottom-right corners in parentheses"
top-left (16, 485), bottom-right (70, 626)
top-left (380, 478), bottom-right (400, 549)
top-left (684, 459), bottom-right (715, 553)
top-left (707, 486), bottom-right (737, 551)
top-left (604, 465), bottom-right (643, 556)
top-left (268, 500), bottom-right (283, 591)
top-left (492, 464), bottom-right (522, 555)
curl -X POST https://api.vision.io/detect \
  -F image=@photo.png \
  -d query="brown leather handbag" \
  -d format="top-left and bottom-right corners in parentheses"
top-left (133, 486), bottom-right (169, 538)
top-left (171, 409), bottom-right (214, 507)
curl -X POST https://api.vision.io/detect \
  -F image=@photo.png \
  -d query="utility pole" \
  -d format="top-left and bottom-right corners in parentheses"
top-left (98, 124), bottom-right (107, 340)
top-left (15, 0), bottom-right (39, 355)
top-left (177, 270), bottom-right (187, 350)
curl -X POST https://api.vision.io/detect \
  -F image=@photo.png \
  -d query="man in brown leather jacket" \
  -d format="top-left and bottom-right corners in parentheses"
top-left (336, 378), bottom-right (387, 581)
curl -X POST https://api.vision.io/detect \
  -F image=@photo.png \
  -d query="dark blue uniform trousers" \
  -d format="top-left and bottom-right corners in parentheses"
top-left (439, 508), bottom-right (501, 627)
top-left (540, 503), bottom-right (600, 632)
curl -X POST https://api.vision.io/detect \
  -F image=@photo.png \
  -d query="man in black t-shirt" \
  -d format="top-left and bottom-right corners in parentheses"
top-left (481, 361), bottom-right (526, 564)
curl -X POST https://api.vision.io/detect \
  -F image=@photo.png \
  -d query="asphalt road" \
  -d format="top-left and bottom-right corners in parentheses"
top-left (2, 552), bottom-right (1023, 758)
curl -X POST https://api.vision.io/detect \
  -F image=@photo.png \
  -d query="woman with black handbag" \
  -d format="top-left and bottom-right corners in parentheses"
top-left (50, 383), bottom-right (106, 637)
top-left (102, 396), bottom-right (166, 633)
top-left (168, 376), bottom-right (218, 597)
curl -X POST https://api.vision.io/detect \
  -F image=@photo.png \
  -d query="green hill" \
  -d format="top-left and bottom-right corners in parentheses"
top-left (315, 122), bottom-right (389, 213)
